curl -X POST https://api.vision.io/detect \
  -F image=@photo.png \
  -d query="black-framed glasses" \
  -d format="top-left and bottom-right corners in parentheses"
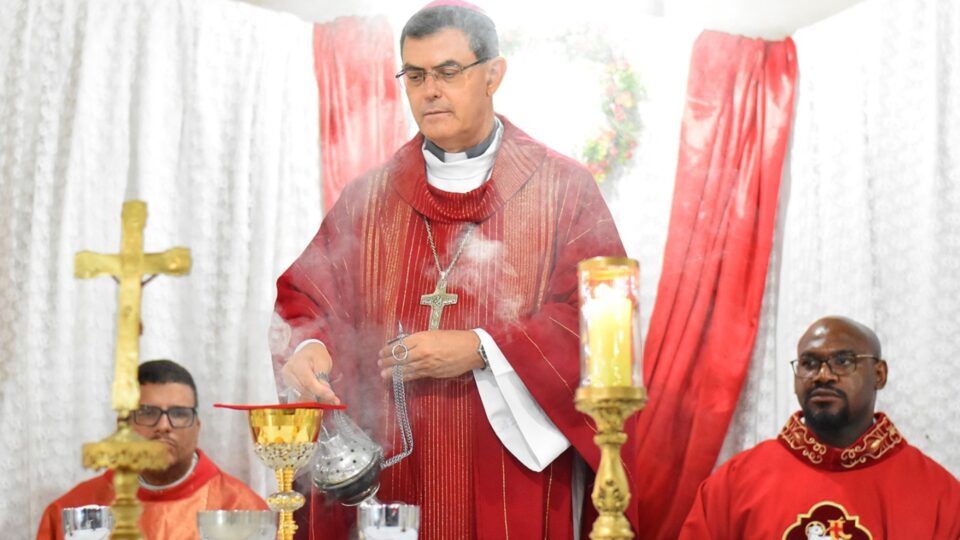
top-left (790, 353), bottom-right (880, 379)
top-left (395, 57), bottom-right (491, 87)
top-left (132, 405), bottom-right (197, 428)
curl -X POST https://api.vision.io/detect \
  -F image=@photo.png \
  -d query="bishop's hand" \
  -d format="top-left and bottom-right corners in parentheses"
top-left (280, 342), bottom-right (340, 405)
top-left (378, 330), bottom-right (484, 381)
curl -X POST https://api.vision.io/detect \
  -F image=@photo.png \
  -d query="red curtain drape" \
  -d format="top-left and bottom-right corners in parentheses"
top-left (314, 16), bottom-right (409, 211)
top-left (631, 30), bottom-right (798, 539)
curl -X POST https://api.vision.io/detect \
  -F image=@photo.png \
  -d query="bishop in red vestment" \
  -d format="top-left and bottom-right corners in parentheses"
top-left (273, 4), bottom-right (631, 539)
top-left (680, 317), bottom-right (960, 539)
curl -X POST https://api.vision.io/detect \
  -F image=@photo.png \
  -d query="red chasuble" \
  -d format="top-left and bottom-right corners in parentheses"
top-left (36, 450), bottom-right (268, 540)
top-left (274, 116), bottom-right (629, 539)
top-left (679, 412), bottom-right (960, 539)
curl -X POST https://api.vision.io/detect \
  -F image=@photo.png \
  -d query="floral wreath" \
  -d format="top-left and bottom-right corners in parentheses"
top-left (501, 28), bottom-right (645, 187)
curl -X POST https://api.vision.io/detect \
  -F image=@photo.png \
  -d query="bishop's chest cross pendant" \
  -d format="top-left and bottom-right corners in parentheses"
top-left (420, 272), bottom-right (458, 330)
top-left (419, 217), bottom-right (476, 331)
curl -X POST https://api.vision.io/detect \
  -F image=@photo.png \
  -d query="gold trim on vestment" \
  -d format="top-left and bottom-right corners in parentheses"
top-left (777, 412), bottom-right (904, 470)
top-left (778, 415), bottom-right (829, 465)
top-left (839, 416), bottom-right (902, 469)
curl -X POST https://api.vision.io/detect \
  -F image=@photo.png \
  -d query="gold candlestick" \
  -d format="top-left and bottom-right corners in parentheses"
top-left (577, 257), bottom-right (645, 540)
top-left (75, 200), bottom-right (192, 539)
top-left (575, 386), bottom-right (646, 540)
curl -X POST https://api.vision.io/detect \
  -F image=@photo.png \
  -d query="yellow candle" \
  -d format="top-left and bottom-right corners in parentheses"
top-left (586, 284), bottom-right (633, 387)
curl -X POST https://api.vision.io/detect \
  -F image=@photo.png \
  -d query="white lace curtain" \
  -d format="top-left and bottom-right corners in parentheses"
top-left (0, 0), bottom-right (320, 535)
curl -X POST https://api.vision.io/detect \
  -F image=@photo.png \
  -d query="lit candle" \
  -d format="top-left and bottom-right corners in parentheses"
top-left (578, 257), bottom-right (641, 388)
top-left (585, 284), bottom-right (633, 387)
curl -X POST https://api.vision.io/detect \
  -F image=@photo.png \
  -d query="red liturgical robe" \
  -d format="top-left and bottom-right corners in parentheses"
top-left (36, 450), bottom-right (268, 540)
top-left (680, 412), bottom-right (960, 539)
top-left (274, 116), bottom-right (629, 539)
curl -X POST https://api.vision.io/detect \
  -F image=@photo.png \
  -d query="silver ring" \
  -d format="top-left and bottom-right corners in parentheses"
top-left (391, 342), bottom-right (409, 363)
top-left (315, 372), bottom-right (330, 383)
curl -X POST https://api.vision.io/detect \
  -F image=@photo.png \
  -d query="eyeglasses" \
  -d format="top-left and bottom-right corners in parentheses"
top-left (132, 405), bottom-right (197, 428)
top-left (790, 353), bottom-right (879, 379)
top-left (395, 58), bottom-right (490, 87)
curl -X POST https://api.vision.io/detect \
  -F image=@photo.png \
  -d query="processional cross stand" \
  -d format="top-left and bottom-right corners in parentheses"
top-left (74, 200), bottom-right (191, 540)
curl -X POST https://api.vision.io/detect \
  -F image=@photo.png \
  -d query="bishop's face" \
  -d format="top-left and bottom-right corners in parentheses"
top-left (400, 28), bottom-right (505, 152)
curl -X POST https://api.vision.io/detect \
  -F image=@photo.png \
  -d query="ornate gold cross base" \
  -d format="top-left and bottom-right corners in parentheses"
top-left (575, 386), bottom-right (647, 540)
top-left (82, 420), bottom-right (168, 539)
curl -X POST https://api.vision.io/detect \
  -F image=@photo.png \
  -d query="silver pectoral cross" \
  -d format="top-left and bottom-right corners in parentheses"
top-left (420, 275), bottom-right (458, 330)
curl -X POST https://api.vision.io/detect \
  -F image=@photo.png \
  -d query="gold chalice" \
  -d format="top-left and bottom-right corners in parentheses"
top-left (216, 403), bottom-right (342, 540)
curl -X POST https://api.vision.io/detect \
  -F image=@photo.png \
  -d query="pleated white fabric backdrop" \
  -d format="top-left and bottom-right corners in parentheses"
top-left (0, 0), bottom-right (320, 535)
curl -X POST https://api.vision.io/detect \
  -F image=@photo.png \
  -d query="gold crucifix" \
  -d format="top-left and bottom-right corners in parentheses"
top-left (75, 201), bottom-right (191, 416)
top-left (75, 200), bottom-right (191, 540)
top-left (420, 275), bottom-right (458, 330)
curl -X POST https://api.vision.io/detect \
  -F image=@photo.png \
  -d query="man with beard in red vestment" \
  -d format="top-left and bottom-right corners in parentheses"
top-left (272, 2), bottom-right (633, 539)
top-left (680, 316), bottom-right (960, 539)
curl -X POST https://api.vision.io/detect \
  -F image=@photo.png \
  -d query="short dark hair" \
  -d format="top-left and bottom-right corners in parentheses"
top-left (138, 359), bottom-right (198, 406)
top-left (400, 6), bottom-right (499, 61)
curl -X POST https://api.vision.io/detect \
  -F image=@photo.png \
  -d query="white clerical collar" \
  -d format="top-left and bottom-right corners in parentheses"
top-left (138, 451), bottom-right (199, 491)
top-left (422, 117), bottom-right (503, 193)
top-left (424, 118), bottom-right (499, 162)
